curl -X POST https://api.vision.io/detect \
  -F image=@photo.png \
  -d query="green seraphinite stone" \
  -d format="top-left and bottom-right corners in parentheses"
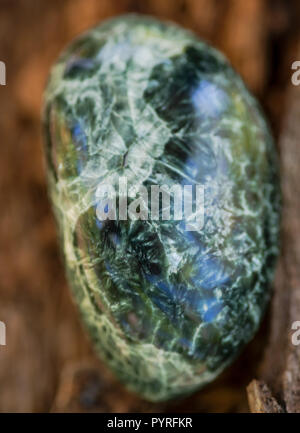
top-left (43, 14), bottom-right (280, 402)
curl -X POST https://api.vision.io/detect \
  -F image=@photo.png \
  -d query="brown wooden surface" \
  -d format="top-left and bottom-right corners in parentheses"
top-left (0, 0), bottom-right (299, 412)
top-left (248, 52), bottom-right (300, 413)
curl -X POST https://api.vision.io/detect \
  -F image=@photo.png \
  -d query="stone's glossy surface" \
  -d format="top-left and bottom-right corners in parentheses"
top-left (43, 15), bottom-right (280, 402)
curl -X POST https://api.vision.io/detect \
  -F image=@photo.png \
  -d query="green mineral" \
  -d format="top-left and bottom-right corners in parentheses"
top-left (42, 14), bottom-right (280, 401)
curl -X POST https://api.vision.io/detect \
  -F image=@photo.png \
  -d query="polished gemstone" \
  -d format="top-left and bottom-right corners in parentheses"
top-left (43, 14), bottom-right (280, 401)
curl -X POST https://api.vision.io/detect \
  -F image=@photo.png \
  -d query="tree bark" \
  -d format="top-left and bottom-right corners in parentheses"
top-left (247, 46), bottom-right (300, 412)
